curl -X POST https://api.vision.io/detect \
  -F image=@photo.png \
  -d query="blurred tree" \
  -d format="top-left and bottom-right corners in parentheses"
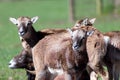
top-left (69, 0), bottom-right (75, 22)
top-left (96, 0), bottom-right (103, 15)
top-left (114, 0), bottom-right (120, 14)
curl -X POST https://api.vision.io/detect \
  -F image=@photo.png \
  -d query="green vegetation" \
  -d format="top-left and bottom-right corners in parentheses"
top-left (0, 0), bottom-right (120, 80)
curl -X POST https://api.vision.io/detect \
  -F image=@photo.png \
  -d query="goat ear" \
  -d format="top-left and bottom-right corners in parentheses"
top-left (89, 18), bottom-right (96, 24)
top-left (31, 16), bottom-right (39, 24)
top-left (9, 17), bottom-right (18, 25)
top-left (67, 28), bottom-right (73, 36)
top-left (87, 30), bottom-right (94, 36)
top-left (74, 20), bottom-right (81, 27)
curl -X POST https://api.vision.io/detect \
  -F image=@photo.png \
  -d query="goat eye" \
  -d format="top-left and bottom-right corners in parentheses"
top-left (18, 58), bottom-right (22, 62)
top-left (27, 21), bottom-right (31, 25)
top-left (83, 37), bottom-right (85, 39)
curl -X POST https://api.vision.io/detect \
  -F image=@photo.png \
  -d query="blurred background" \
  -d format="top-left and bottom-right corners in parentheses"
top-left (0, 0), bottom-right (120, 80)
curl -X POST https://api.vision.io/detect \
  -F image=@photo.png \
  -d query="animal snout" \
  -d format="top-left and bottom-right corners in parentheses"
top-left (19, 31), bottom-right (25, 36)
top-left (8, 59), bottom-right (16, 69)
top-left (18, 27), bottom-right (26, 36)
top-left (8, 62), bottom-right (11, 65)
top-left (73, 44), bottom-right (79, 50)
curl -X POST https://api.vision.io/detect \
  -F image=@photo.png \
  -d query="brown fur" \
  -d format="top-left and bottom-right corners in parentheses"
top-left (72, 25), bottom-right (120, 80)
top-left (22, 18), bottom-right (92, 78)
top-left (9, 17), bottom-right (94, 79)
top-left (72, 18), bottom-right (94, 29)
top-left (104, 31), bottom-right (120, 80)
top-left (71, 26), bottom-right (110, 80)
top-left (9, 16), bottom-right (66, 80)
top-left (32, 30), bottom-right (90, 80)
top-left (82, 26), bottom-right (109, 80)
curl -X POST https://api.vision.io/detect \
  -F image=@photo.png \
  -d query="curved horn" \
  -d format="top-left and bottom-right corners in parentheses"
top-left (25, 69), bottom-right (36, 75)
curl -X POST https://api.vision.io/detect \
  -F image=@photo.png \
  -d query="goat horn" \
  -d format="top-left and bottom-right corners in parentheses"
top-left (25, 69), bottom-right (36, 75)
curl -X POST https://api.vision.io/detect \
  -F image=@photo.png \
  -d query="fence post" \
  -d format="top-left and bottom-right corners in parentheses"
top-left (96, 0), bottom-right (103, 15)
top-left (69, 0), bottom-right (75, 22)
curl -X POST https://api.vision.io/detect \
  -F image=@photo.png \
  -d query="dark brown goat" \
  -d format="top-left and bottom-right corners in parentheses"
top-left (9, 16), bottom-right (52, 48)
top-left (8, 48), bottom-right (57, 80)
top-left (8, 49), bottom-right (35, 80)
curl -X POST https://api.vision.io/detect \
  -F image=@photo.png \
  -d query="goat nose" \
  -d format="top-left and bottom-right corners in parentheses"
top-left (19, 27), bottom-right (25, 36)
top-left (73, 45), bottom-right (79, 50)
top-left (19, 31), bottom-right (25, 36)
top-left (8, 63), bottom-right (11, 65)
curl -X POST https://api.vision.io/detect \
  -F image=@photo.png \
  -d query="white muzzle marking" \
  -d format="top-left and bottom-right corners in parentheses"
top-left (8, 59), bottom-right (16, 68)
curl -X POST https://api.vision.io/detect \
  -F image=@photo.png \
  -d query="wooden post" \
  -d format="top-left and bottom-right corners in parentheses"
top-left (96, 0), bottom-right (103, 15)
top-left (114, 0), bottom-right (120, 14)
top-left (69, 0), bottom-right (75, 22)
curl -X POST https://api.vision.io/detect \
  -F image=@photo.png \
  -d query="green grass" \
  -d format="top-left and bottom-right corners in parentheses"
top-left (0, 0), bottom-right (120, 79)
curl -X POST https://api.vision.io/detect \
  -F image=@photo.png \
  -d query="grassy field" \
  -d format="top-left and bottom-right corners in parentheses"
top-left (0, 0), bottom-right (120, 80)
